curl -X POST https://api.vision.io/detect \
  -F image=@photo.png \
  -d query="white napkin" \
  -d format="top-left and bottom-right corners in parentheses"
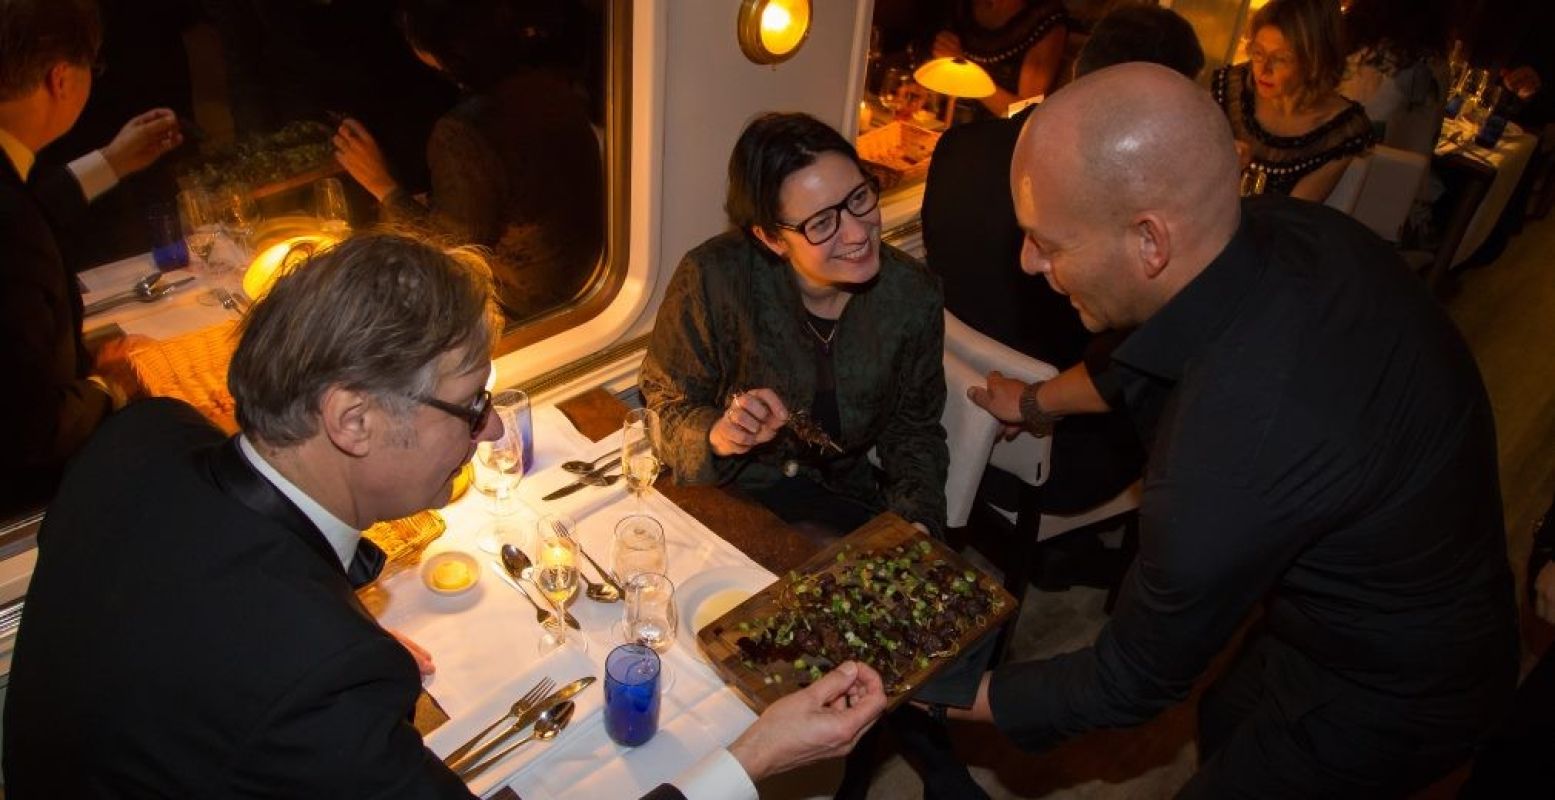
top-left (420, 644), bottom-right (604, 797)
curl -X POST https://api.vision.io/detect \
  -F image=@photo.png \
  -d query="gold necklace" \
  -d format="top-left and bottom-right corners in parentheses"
top-left (802, 316), bottom-right (837, 355)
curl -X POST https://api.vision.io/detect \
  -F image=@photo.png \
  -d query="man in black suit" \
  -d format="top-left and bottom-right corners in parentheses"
top-left (4, 233), bottom-right (886, 796)
top-left (0, 0), bottom-right (183, 519)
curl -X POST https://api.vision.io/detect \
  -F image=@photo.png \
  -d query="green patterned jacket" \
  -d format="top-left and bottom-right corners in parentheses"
top-left (640, 231), bottom-right (948, 536)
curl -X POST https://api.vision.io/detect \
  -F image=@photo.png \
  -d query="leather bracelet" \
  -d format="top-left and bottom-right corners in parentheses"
top-left (1019, 380), bottom-right (1060, 437)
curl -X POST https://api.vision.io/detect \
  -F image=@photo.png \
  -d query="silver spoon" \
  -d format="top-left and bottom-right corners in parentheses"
top-left (459, 701), bottom-right (575, 780)
top-left (561, 446), bottom-right (623, 475)
top-left (500, 545), bottom-right (581, 629)
top-left (82, 272), bottom-right (162, 315)
top-left (543, 519), bottom-right (622, 603)
top-left (487, 560), bottom-right (558, 630)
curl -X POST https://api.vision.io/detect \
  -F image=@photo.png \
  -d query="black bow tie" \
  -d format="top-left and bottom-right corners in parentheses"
top-left (347, 537), bottom-right (387, 589)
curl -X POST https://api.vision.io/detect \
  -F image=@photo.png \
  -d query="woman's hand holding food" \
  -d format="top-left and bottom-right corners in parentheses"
top-left (710, 388), bottom-right (790, 456)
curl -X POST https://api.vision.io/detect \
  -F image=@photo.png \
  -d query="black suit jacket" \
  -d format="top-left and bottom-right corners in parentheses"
top-left (3, 400), bottom-right (470, 797)
top-left (0, 153), bottom-right (111, 520)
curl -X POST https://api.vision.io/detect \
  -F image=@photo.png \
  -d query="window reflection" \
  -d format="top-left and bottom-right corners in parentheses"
top-left (39, 0), bottom-right (625, 347)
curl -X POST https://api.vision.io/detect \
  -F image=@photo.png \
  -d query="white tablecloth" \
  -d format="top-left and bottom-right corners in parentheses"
top-left (78, 253), bottom-right (238, 339)
top-left (1435, 118), bottom-right (1538, 267)
top-left (376, 424), bottom-right (771, 798)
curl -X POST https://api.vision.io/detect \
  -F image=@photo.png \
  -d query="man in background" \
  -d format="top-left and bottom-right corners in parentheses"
top-left (0, 0), bottom-right (183, 518)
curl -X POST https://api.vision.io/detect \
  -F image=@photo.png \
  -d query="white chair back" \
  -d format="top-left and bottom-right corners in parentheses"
top-left (943, 311), bottom-right (1056, 487)
top-left (1348, 144), bottom-right (1429, 242)
top-left (939, 351), bottom-right (1003, 528)
top-left (1324, 153), bottom-right (1371, 215)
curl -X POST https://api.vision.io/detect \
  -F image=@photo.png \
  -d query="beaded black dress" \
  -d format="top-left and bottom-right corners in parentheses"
top-left (1213, 63), bottom-right (1378, 196)
top-left (952, 1), bottom-right (1067, 121)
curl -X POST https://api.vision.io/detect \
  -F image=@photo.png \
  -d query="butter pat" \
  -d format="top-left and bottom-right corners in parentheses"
top-left (421, 551), bottom-right (479, 595)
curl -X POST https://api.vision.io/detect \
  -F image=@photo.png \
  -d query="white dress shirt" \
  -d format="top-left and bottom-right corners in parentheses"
top-left (238, 435), bottom-right (360, 570)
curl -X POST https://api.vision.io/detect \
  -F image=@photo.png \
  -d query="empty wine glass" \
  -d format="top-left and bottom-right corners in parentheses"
top-left (177, 187), bottom-right (224, 274)
top-left (622, 572), bottom-right (676, 690)
top-left (624, 573), bottom-right (677, 652)
top-left (622, 407), bottom-right (662, 508)
top-left (878, 66), bottom-right (909, 114)
top-left (314, 177), bottom-right (350, 236)
top-left (534, 528), bottom-right (585, 654)
top-left (612, 515), bottom-right (667, 584)
top-left (473, 391), bottom-right (527, 553)
top-left (216, 182), bottom-right (259, 256)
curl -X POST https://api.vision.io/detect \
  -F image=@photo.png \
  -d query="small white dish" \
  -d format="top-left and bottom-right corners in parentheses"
top-left (421, 550), bottom-right (481, 596)
top-left (675, 565), bottom-right (774, 661)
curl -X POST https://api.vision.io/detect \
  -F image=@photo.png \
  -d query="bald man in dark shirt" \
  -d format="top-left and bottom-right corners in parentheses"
top-left (964, 63), bottom-right (1517, 797)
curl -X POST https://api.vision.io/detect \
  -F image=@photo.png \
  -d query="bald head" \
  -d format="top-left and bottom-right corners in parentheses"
top-left (1010, 63), bottom-right (1241, 326)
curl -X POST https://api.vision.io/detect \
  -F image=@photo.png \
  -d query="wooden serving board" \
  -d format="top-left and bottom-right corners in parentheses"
top-left (695, 513), bottom-right (1017, 712)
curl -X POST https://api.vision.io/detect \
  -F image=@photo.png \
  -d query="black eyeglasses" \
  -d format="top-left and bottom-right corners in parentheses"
top-left (773, 180), bottom-right (880, 245)
top-left (418, 389), bottom-right (493, 438)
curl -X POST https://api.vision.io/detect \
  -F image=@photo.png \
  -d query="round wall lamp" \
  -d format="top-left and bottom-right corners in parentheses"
top-left (737, 0), bottom-right (812, 65)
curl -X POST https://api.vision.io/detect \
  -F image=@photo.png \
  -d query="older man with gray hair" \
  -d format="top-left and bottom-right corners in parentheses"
top-left (5, 233), bottom-right (885, 797)
top-left (965, 63), bottom-right (1517, 796)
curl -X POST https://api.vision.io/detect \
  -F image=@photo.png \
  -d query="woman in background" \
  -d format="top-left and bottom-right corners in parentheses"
top-left (640, 112), bottom-right (948, 542)
top-left (333, 0), bottom-right (603, 321)
top-left (1213, 0), bottom-right (1377, 201)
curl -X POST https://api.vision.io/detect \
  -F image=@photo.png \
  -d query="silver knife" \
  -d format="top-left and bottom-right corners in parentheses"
top-left (446, 676), bottom-right (595, 773)
top-left (541, 460), bottom-right (622, 502)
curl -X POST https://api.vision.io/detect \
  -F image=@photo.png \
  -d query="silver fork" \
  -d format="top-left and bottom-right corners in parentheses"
top-left (441, 676), bottom-right (556, 766)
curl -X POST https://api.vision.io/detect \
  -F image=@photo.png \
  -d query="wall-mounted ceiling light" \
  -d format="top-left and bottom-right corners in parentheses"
top-left (737, 0), bottom-right (812, 65)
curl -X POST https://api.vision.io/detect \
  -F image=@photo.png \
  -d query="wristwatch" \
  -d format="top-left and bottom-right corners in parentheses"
top-left (1019, 380), bottom-right (1061, 437)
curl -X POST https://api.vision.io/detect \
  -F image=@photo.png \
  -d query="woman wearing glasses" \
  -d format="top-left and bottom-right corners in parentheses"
top-left (1213, 0), bottom-right (1376, 201)
top-left (640, 112), bottom-right (948, 540)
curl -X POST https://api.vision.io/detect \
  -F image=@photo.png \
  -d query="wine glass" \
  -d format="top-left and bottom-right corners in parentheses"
top-left (473, 391), bottom-right (528, 553)
top-left (177, 188), bottom-right (224, 274)
top-left (621, 407), bottom-right (662, 507)
top-left (878, 66), bottom-right (909, 114)
top-left (534, 528), bottom-right (586, 654)
top-left (612, 515), bottom-right (667, 584)
top-left (314, 177), bottom-right (350, 236)
top-left (216, 182), bottom-right (259, 256)
top-left (622, 572), bottom-right (677, 690)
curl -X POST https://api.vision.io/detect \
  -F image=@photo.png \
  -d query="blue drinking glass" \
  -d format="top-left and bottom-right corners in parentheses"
top-left (146, 201), bottom-right (188, 270)
top-left (604, 643), bottom-right (661, 747)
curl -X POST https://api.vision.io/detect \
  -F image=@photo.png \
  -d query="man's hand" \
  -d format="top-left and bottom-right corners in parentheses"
top-left (968, 370), bottom-right (1027, 439)
top-left (728, 661), bottom-right (887, 783)
top-left (92, 335), bottom-right (149, 402)
top-left (388, 629), bottom-right (436, 677)
top-left (101, 109), bottom-right (182, 179)
top-left (1536, 562), bottom-right (1555, 626)
top-left (1503, 66), bottom-right (1543, 101)
top-left (334, 118), bottom-right (398, 200)
top-left (709, 388), bottom-right (789, 457)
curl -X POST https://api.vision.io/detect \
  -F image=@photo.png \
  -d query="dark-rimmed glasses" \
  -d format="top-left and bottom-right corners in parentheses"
top-left (419, 389), bottom-right (493, 438)
top-left (773, 180), bottom-right (879, 245)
